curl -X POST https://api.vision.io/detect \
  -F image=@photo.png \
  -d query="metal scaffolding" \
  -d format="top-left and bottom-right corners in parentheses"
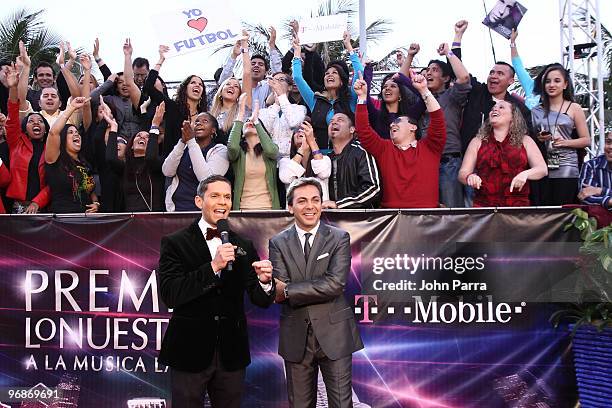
top-left (559, 0), bottom-right (606, 154)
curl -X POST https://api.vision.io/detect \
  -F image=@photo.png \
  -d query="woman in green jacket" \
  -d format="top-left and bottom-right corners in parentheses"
top-left (227, 96), bottom-right (280, 209)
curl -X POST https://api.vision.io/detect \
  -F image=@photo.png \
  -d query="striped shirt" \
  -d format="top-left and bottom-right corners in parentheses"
top-left (578, 155), bottom-right (612, 208)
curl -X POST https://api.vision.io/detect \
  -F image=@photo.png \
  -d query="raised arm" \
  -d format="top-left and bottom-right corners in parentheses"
top-left (400, 43), bottom-right (420, 77)
top-left (251, 101), bottom-right (279, 160)
top-left (218, 40), bottom-right (240, 85)
top-left (291, 36), bottom-right (316, 111)
top-left (227, 94), bottom-right (248, 162)
top-left (509, 29), bottom-right (536, 108)
top-left (16, 41), bottom-right (31, 111)
top-left (80, 54), bottom-right (93, 131)
top-left (45, 96), bottom-right (90, 164)
top-left (144, 46), bottom-right (169, 104)
top-left (438, 43), bottom-right (469, 84)
top-left (122, 38), bottom-right (142, 109)
top-left (57, 42), bottom-right (81, 99)
top-left (93, 38), bottom-right (112, 80)
top-left (354, 72), bottom-right (385, 157)
top-left (240, 31), bottom-right (253, 111)
top-left (268, 26), bottom-right (282, 74)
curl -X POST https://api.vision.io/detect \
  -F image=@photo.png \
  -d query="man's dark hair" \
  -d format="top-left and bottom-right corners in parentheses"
top-left (34, 61), bottom-right (55, 76)
top-left (395, 115), bottom-right (418, 126)
top-left (251, 54), bottom-right (270, 71)
top-left (197, 175), bottom-right (231, 197)
top-left (286, 177), bottom-right (323, 206)
top-left (132, 57), bottom-right (150, 70)
top-left (427, 59), bottom-right (452, 88)
top-left (213, 67), bottom-right (223, 84)
top-left (494, 61), bottom-right (516, 77)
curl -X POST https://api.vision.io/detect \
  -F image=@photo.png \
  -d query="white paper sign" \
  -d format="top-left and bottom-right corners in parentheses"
top-left (150, 2), bottom-right (242, 58)
top-left (298, 14), bottom-right (348, 45)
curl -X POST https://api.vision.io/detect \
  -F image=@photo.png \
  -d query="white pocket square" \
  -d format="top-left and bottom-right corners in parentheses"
top-left (316, 253), bottom-right (329, 260)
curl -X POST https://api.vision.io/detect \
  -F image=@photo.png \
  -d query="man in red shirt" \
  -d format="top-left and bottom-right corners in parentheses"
top-left (354, 71), bottom-right (446, 208)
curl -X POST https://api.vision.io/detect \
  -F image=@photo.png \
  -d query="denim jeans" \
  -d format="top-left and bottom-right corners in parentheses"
top-left (439, 155), bottom-right (465, 208)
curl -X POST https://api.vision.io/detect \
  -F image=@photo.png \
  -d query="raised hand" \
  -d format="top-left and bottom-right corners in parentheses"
top-left (80, 54), bottom-right (92, 71)
top-left (231, 39), bottom-right (241, 58)
top-left (407, 43), bottom-right (420, 56)
top-left (353, 71), bottom-right (367, 99)
top-left (5, 63), bottom-right (19, 88)
top-left (67, 41), bottom-right (77, 61)
top-left (123, 38), bottom-right (133, 56)
top-left (56, 41), bottom-right (66, 66)
top-left (455, 20), bottom-right (469, 35)
top-left (303, 122), bottom-right (319, 152)
top-left (409, 70), bottom-right (428, 93)
top-left (510, 28), bottom-right (518, 43)
top-left (69, 96), bottom-right (91, 110)
top-left (267, 77), bottom-right (285, 97)
top-left (268, 26), bottom-right (277, 49)
top-left (396, 50), bottom-right (405, 67)
top-left (181, 120), bottom-right (194, 143)
top-left (93, 38), bottom-right (100, 60)
top-left (249, 99), bottom-right (260, 124)
top-left (342, 31), bottom-right (353, 52)
top-left (238, 93), bottom-right (248, 121)
top-left (289, 20), bottom-right (299, 36)
top-left (152, 101), bottom-right (166, 127)
top-left (437, 43), bottom-right (450, 56)
top-left (292, 35), bottom-right (301, 58)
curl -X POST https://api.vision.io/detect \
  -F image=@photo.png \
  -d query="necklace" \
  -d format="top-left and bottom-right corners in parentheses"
top-left (545, 100), bottom-right (566, 135)
top-left (135, 171), bottom-right (153, 212)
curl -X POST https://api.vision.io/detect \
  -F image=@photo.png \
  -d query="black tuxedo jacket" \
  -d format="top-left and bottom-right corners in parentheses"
top-left (158, 218), bottom-right (275, 372)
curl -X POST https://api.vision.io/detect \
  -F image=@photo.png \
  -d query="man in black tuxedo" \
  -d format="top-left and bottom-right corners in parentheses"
top-left (270, 177), bottom-right (363, 408)
top-left (158, 175), bottom-right (275, 408)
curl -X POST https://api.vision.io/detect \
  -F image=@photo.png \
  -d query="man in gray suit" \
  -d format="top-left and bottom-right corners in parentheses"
top-left (270, 177), bottom-right (364, 408)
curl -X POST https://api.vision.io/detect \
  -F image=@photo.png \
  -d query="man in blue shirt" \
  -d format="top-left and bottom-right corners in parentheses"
top-left (578, 132), bottom-right (612, 209)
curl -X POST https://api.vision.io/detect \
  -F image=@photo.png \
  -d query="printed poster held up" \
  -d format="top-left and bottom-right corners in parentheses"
top-left (298, 14), bottom-right (348, 45)
top-left (482, 0), bottom-right (528, 40)
top-left (150, 2), bottom-right (242, 58)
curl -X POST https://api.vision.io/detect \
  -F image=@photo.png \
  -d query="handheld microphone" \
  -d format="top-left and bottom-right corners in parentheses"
top-left (217, 219), bottom-right (232, 271)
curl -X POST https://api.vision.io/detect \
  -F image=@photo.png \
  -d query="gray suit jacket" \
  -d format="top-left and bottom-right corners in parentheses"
top-left (269, 222), bottom-right (363, 363)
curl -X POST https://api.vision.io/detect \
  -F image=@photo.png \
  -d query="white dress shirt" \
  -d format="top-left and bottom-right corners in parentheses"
top-left (295, 222), bottom-right (320, 256)
top-left (198, 217), bottom-right (272, 292)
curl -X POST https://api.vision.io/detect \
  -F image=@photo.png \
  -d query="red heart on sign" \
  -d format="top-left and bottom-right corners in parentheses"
top-left (187, 17), bottom-right (208, 32)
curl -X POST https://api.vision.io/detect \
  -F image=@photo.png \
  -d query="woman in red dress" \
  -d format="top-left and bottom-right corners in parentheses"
top-left (459, 100), bottom-right (547, 207)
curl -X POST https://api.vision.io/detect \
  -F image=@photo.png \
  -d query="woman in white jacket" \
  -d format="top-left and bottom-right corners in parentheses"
top-left (161, 113), bottom-right (229, 211)
top-left (259, 72), bottom-right (306, 160)
top-left (279, 120), bottom-right (331, 204)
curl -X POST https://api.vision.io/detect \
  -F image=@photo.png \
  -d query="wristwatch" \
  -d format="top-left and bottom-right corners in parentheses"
top-left (283, 286), bottom-right (289, 300)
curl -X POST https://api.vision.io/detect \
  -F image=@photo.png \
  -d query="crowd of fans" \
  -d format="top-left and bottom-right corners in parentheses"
top-left (0, 19), bottom-right (610, 215)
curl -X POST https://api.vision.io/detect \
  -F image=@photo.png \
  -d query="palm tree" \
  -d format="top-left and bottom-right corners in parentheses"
top-left (0, 9), bottom-right (60, 68)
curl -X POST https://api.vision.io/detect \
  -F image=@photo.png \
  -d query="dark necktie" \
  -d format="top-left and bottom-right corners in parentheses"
top-left (304, 232), bottom-right (312, 261)
top-left (206, 228), bottom-right (221, 241)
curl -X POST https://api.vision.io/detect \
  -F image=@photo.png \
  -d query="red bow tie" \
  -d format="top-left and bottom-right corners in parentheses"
top-left (206, 228), bottom-right (222, 240)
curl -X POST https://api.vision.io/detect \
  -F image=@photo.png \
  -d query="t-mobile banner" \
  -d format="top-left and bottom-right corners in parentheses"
top-left (0, 210), bottom-right (581, 407)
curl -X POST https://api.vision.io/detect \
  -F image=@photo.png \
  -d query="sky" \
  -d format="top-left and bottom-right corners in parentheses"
top-left (2, 0), bottom-right (611, 83)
